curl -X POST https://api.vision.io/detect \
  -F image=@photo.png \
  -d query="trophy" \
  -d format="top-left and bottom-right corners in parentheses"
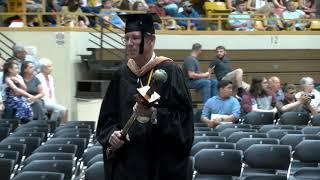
top-left (106, 69), bottom-right (168, 158)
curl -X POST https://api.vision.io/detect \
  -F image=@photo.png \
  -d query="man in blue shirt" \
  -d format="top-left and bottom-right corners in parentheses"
top-left (201, 80), bottom-right (240, 128)
top-left (176, 1), bottom-right (205, 30)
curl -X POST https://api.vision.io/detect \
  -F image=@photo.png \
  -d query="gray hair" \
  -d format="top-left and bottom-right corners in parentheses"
top-left (39, 58), bottom-right (53, 69)
top-left (12, 44), bottom-right (25, 54)
top-left (300, 77), bottom-right (314, 88)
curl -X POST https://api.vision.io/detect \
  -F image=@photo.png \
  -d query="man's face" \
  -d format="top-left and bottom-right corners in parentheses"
top-left (287, 2), bottom-right (296, 12)
top-left (220, 84), bottom-right (233, 98)
top-left (103, 0), bottom-right (113, 8)
top-left (285, 90), bottom-right (296, 100)
top-left (237, 3), bottom-right (246, 12)
top-left (124, 31), bottom-right (142, 59)
top-left (304, 81), bottom-right (314, 93)
top-left (16, 49), bottom-right (27, 60)
top-left (216, 49), bottom-right (226, 59)
top-left (270, 78), bottom-right (281, 90)
top-left (184, 5), bottom-right (193, 14)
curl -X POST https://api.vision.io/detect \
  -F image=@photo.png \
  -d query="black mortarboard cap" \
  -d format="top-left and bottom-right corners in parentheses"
top-left (120, 13), bottom-right (161, 54)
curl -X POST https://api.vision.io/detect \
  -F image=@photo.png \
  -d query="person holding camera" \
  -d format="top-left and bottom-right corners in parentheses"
top-left (295, 77), bottom-right (320, 113)
top-left (277, 83), bottom-right (317, 115)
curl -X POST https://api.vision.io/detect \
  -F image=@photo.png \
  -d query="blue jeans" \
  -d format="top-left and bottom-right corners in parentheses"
top-left (187, 79), bottom-right (218, 103)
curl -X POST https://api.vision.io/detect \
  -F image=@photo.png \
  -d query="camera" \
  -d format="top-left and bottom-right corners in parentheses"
top-left (307, 94), bottom-right (315, 99)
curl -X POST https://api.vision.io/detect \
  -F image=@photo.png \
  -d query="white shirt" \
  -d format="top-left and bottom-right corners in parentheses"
top-left (296, 89), bottom-right (320, 111)
top-left (36, 73), bottom-right (56, 104)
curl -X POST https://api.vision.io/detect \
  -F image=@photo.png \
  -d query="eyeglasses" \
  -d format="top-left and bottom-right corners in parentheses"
top-left (121, 36), bottom-right (142, 44)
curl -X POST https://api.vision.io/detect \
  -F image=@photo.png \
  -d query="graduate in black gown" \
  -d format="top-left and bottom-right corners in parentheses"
top-left (96, 13), bottom-right (194, 180)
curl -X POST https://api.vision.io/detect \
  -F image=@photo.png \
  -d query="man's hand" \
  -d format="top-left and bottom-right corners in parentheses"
top-left (108, 131), bottom-right (125, 151)
top-left (207, 118), bottom-right (221, 128)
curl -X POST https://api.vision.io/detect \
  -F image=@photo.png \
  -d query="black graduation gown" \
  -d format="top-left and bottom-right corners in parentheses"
top-left (96, 61), bottom-right (194, 180)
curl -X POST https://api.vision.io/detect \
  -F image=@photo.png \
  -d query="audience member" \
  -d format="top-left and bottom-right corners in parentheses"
top-left (299, 0), bottom-right (316, 18)
top-left (183, 43), bottom-right (218, 103)
top-left (7, 44), bottom-right (27, 65)
top-left (132, 0), bottom-right (148, 11)
top-left (277, 83), bottom-right (317, 115)
top-left (201, 80), bottom-right (241, 128)
top-left (26, 0), bottom-right (43, 26)
top-left (261, 4), bottom-right (284, 30)
top-left (228, 0), bottom-right (254, 31)
top-left (295, 77), bottom-right (320, 112)
top-left (176, 1), bottom-right (205, 30)
top-left (61, 0), bottom-right (90, 27)
top-left (163, 0), bottom-right (180, 16)
top-left (282, 0), bottom-right (309, 30)
top-left (268, 76), bottom-right (284, 102)
top-left (3, 61), bottom-right (33, 122)
top-left (44, 0), bottom-right (61, 26)
top-left (21, 61), bottom-right (47, 120)
top-left (246, 0), bottom-right (272, 12)
top-left (208, 46), bottom-right (249, 97)
top-left (273, 0), bottom-right (286, 15)
top-left (148, 0), bottom-right (167, 16)
top-left (99, 0), bottom-right (125, 29)
top-left (242, 76), bottom-right (277, 114)
top-left (36, 58), bottom-right (67, 122)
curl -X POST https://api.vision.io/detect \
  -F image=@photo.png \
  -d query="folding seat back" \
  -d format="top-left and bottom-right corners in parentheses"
top-left (194, 127), bottom-right (212, 131)
top-left (1, 137), bottom-right (41, 156)
top-left (0, 119), bottom-right (19, 131)
top-left (23, 152), bottom-right (75, 166)
top-left (244, 174), bottom-right (287, 180)
top-left (215, 123), bottom-right (252, 132)
top-left (0, 150), bottom-right (19, 164)
top-left (193, 136), bottom-right (225, 145)
top-left (0, 127), bottom-right (11, 141)
top-left (194, 149), bottom-right (242, 179)
top-left (259, 124), bottom-right (295, 133)
top-left (87, 154), bottom-right (103, 168)
top-left (64, 121), bottom-right (95, 130)
top-left (54, 128), bottom-right (92, 136)
top-left (280, 134), bottom-right (320, 149)
top-left (0, 158), bottom-right (15, 180)
top-left (33, 144), bottom-right (78, 155)
top-left (267, 129), bottom-right (302, 139)
top-left (46, 138), bottom-right (87, 158)
top-left (278, 112), bottom-right (310, 125)
top-left (0, 143), bottom-right (26, 163)
top-left (55, 125), bottom-right (91, 133)
top-left (191, 142), bottom-right (235, 156)
top-left (194, 131), bottom-right (218, 136)
top-left (13, 171), bottom-right (65, 180)
top-left (243, 112), bottom-right (275, 125)
top-left (15, 127), bottom-right (49, 137)
top-left (83, 146), bottom-right (103, 166)
top-left (311, 114), bottom-right (320, 126)
top-left (21, 160), bottom-right (75, 180)
top-left (85, 161), bottom-right (105, 180)
top-left (227, 132), bottom-right (267, 143)
top-left (294, 140), bottom-right (320, 163)
top-left (53, 132), bottom-right (91, 142)
top-left (236, 138), bottom-right (279, 152)
top-left (219, 128), bottom-right (257, 138)
top-left (242, 144), bottom-right (291, 179)
top-left (10, 132), bottom-right (46, 142)
top-left (194, 123), bottom-right (207, 127)
top-left (301, 126), bottom-right (320, 134)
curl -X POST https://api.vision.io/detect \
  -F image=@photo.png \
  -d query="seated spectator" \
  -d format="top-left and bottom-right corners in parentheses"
top-left (3, 61), bottom-right (33, 122)
top-left (7, 44), bottom-right (27, 64)
top-left (246, 0), bottom-right (273, 12)
top-left (295, 77), bottom-right (320, 112)
top-left (242, 76), bottom-right (277, 114)
top-left (163, 0), bottom-right (180, 17)
top-left (183, 43), bottom-right (218, 103)
top-left (129, 0), bottom-right (148, 10)
top-left (99, 0), bottom-right (125, 29)
top-left (201, 80), bottom-right (241, 128)
top-left (268, 76), bottom-right (284, 102)
top-left (176, 1), bottom-right (205, 30)
top-left (132, 0), bottom-right (148, 11)
top-left (21, 61), bottom-right (47, 120)
top-left (299, 0), bottom-right (316, 18)
top-left (44, 0), bottom-right (61, 26)
top-left (277, 83), bottom-right (317, 115)
top-left (261, 4), bottom-right (284, 30)
top-left (228, 0), bottom-right (254, 31)
top-left (148, 0), bottom-right (167, 16)
top-left (273, 0), bottom-right (286, 15)
top-left (282, 0), bottom-right (309, 30)
top-left (36, 58), bottom-right (67, 122)
top-left (61, 0), bottom-right (90, 28)
top-left (208, 46), bottom-right (249, 98)
top-left (226, 0), bottom-right (236, 11)
top-left (26, 0), bottom-right (43, 26)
